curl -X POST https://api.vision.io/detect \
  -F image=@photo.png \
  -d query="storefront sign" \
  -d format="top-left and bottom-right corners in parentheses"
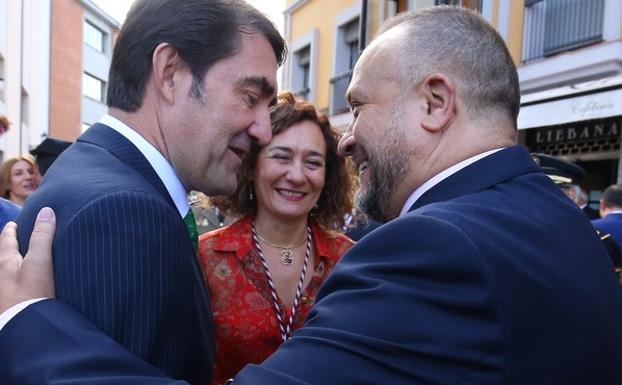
top-left (518, 88), bottom-right (622, 129)
top-left (531, 118), bottom-right (620, 145)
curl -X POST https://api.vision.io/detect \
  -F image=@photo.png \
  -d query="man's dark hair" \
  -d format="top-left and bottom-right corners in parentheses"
top-left (602, 184), bottom-right (622, 209)
top-left (107, 0), bottom-right (286, 111)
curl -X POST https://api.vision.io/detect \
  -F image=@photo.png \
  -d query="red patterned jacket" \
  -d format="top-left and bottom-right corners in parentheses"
top-left (198, 215), bottom-right (354, 385)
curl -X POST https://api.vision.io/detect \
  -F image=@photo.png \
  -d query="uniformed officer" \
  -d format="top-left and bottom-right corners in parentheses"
top-left (29, 137), bottom-right (72, 176)
top-left (532, 153), bottom-right (622, 279)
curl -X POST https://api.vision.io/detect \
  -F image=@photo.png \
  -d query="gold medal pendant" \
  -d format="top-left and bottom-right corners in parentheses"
top-left (280, 249), bottom-right (294, 265)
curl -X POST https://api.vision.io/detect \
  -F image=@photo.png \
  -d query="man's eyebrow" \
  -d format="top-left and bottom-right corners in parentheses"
top-left (346, 88), bottom-right (360, 108)
top-left (237, 76), bottom-right (276, 99)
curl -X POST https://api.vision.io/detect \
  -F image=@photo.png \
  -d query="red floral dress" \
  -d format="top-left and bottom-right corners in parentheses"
top-left (198, 215), bottom-right (354, 385)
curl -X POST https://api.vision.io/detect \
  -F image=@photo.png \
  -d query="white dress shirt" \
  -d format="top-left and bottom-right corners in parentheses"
top-left (99, 114), bottom-right (189, 217)
top-left (0, 115), bottom-right (189, 331)
top-left (399, 148), bottom-right (504, 217)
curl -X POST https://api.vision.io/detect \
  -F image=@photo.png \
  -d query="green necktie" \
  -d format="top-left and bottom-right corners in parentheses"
top-left (184, 209), bottom-right (198, 253)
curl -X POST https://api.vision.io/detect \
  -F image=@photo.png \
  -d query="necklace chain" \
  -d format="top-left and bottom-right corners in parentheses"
top-left (256, 230), bottom-right (307, 265)
top-left (255, 232), bottom-right (307, 250)
top-left (252, 221), bottom-right (311, 342)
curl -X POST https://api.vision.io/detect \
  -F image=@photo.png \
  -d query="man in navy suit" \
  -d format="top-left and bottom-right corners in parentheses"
top-left (1, 5), bottom-right (622, 385)
top-left (0, 0), bottom-right (284, 383)
top-left (593, 185), bottom-right (622, 244)
top-left (593, 185), bottom-right (622, 270)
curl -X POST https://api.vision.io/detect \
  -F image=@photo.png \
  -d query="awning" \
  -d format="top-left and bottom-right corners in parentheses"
top-left (518, 76), bottom-right (622, 130)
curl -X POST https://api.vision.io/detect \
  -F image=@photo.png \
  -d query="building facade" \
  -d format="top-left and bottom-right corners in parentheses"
top-left (283, 0), bottom-right (622, 201)
top-left (0, 0), bottom-right (118, 161)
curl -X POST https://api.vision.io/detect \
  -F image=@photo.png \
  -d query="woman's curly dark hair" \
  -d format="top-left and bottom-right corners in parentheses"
top-left (210, 91), bottom-right (353, 230)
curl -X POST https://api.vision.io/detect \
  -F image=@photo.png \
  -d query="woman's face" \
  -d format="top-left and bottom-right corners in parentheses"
top-left (9, 160), bottom-right (36, 202)
top-left (253, 120), bottom-right (327, 222)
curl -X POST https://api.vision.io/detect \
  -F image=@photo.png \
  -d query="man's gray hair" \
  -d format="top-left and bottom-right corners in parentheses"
top-left (379, 6), bottom-right (520, 127)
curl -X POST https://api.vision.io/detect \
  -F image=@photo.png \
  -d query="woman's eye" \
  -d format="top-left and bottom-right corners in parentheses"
top-left (306, 160), bottom-right (323, 168)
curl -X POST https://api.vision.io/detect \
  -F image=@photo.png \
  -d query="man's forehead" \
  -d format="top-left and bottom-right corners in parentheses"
top-left (347, 48), bottom-right (388, 100)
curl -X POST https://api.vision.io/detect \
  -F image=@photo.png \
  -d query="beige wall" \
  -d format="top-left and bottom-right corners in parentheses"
top-left (49, 0), bottom-right (82, 141)
top-left (288, 0), bottom-right (529, 111)
top-left (290, 0), bottom-right (360, 111)
top-left (507, 0), bottom-right (525, 65)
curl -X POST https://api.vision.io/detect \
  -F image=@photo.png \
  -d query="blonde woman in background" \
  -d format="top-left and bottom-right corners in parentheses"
top-left (0, 156), bottom-right (38, 206)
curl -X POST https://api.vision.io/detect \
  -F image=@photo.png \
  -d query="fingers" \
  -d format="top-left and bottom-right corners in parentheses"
top-left (28, 207), bottom-right (56, 255)
top-left (0, 222), bottom-right (19, 266)
top-left (22, 207), bottom-right (56, 298)
top-left (0, 221), bottom-right (21, 283)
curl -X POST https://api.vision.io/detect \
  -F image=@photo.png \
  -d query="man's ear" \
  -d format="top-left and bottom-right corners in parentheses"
top-left (419, 73), bottom-right (456, 133)
top-left (600, 200), bottom-right (608, 217)
top-left (151, 42), bottom-right (183, 104)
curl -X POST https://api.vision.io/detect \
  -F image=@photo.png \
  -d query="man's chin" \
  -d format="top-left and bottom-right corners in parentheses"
top-left (356, 188), bottom-right (393, 223)
top-left (200, 175), bottom-right (237, 197)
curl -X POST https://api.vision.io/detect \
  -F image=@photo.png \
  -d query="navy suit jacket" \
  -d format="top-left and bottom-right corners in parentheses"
top-left (0, 124), bottom-right (214, 384)
top-left (593, 213), bottom-right (622, 247)
top-left (235, 145), bottom-right (622, 384)
top-left (1, 145), bottom-right (621, 384)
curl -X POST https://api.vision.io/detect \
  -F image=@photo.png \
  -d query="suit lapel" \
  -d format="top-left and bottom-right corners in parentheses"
top-left (78, 123), bottom-right (177, 211)
top-left (409, 145), bottom-right (541, 212)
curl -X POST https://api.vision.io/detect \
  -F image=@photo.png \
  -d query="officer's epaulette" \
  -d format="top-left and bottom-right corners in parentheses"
top-left (600, 232), bottom-right (611, 241)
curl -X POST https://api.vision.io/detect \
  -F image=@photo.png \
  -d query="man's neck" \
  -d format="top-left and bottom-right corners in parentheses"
top-left (108, 107), bottom-right (169, 161)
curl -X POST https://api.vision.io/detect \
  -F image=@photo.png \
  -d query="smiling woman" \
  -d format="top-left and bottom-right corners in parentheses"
top-left (198, 91), bottom-right (354, 385)
top-left (0, 156), bottom-right (38, 206)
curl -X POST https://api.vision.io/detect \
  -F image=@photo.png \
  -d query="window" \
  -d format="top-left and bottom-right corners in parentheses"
top-left (434, 0), bottom-right (481, 10)
top-left (0, 57), bottom-right (4, 102)
top-left (82, 72), bottom-right (106, 102)
top-left (330, 17), bottom-right (360, 115)
top-left (21, 89), bottom-right (28, 126)
top-left (294, 46), bottom-right (311, 100)
top-left (343, 19), bottom-right (360, 72)
top-left (84, 20), bottom-right (105, 52)
top-left (522, 0), bottom-right (604, 62)
top-left (289, 29), bottom-right (318, 103)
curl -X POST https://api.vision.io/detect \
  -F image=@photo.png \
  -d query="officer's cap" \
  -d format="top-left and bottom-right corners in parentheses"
top-left (531, 153), bottom-right (585, 186)
top-left (30, 137), bottom-right (72, 175)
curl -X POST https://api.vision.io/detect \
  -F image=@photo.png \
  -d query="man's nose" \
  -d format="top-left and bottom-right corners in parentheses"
top-left (249, 107), bottom-right (272, 146)
top-left (338, 130), bottom-right (356, 157)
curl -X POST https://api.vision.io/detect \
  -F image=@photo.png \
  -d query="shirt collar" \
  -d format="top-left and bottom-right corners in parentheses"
top-left (399, 148), bottom-right (504, 217)
top-left (99, 114), bottom-right (189, 217)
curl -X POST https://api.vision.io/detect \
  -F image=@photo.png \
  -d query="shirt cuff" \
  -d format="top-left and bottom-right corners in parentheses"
top-left (0, 298), bottom-right (48, 331)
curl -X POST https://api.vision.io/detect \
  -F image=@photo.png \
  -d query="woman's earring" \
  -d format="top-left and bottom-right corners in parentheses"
top-left (249, 189), bottom-right (254, 201)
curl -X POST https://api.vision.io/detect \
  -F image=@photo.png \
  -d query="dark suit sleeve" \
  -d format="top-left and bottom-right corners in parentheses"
top-left (52, 191), bottom-right (191, 361)
top-left (234, 214), bottom-right (502, 385)
top-left (0, 299), bottom-right (188, 385)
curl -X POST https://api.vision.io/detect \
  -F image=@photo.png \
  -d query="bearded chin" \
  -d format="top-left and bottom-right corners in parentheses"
top-left (356, 165), bottom-right (394, 223)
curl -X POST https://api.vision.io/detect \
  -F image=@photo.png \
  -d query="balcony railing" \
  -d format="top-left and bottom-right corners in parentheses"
top-left (522, 0), bottom-right (604, 62)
